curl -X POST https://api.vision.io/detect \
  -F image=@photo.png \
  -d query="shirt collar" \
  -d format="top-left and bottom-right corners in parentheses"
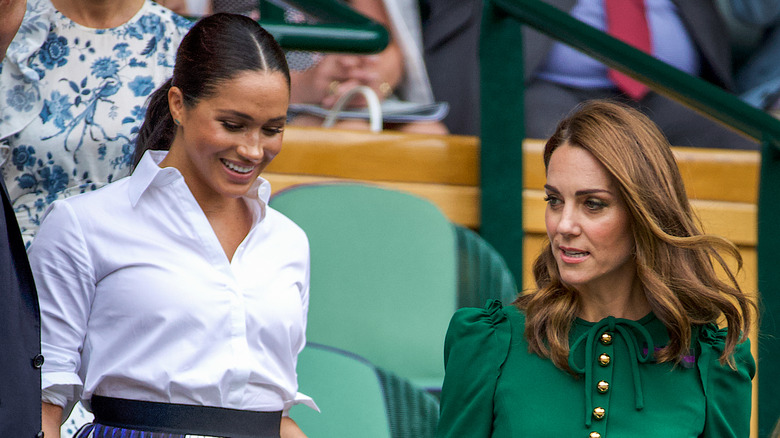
top-left (129, 150), bottom-right (272, 222)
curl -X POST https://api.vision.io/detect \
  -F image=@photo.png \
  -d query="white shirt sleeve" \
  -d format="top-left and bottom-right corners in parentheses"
top-left (283, 245), bottom-right (317, 417)
top-left (29, 201), bottom-right (97, 408)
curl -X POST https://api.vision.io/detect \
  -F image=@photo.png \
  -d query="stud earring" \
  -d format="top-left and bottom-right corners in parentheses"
top-left (174, 119), bottom-right (181, 125)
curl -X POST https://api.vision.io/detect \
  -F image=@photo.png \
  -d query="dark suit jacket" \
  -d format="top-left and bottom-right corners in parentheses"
top-left (422, 0), bottom-right (482, 135)
top-left (522, 0), bottom-right (735, 90)
top-left (0, 178), bottom-right (42, 437)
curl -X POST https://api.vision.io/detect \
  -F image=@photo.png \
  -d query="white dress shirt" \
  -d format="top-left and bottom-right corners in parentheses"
top-left (29, 150), bottom-right (315, 417)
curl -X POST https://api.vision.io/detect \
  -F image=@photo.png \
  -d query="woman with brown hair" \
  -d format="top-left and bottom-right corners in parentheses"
top-left (436, 100), bottom-right (755, 437)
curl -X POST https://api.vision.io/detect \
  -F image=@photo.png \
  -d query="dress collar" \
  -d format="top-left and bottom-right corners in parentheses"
top-left (568, 314), bottom-right (656, 427)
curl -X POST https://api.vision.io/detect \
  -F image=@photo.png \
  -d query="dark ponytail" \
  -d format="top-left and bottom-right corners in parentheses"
top-left (132, 78), bottom-right (176, 167)
top-left (132, 13), bottom-right (290, 169)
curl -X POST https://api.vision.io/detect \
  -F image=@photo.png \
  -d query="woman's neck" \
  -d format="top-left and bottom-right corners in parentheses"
top-left (200, 195), bottom-right (254, 262)
top-left (576, 277), bottom-right (652, 322)
top-left (50, 0), bottom-right (145, 28)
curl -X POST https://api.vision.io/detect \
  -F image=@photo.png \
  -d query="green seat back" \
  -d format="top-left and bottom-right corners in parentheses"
top-left (290, 344), bottom-right (391, 438)
top-left (454, 225), bottom-right (519, 308)
top-left (270, 183), bottom-right (457, 390)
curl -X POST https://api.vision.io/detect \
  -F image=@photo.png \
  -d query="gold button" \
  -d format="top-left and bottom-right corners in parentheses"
top-left (600, 332), bottom-right (613, 345)
top-left (598, 353), bottom-right (611, 366)
top-left (589, 433), bottom-right (601, 438)
top-left (597, 380), bottom-right (610, 393)
top-left (592, 407), bottom-right (606, 420)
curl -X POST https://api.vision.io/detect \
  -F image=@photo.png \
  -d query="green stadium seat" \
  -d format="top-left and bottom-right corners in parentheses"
top-left (291, 343), bottom-right (392, 437)
top-left (270, 182), bottom-right (517, 391)
top-left (454, 225), bottom-right (518, 308)
top-left (290, 343), bottom-right (439, 438)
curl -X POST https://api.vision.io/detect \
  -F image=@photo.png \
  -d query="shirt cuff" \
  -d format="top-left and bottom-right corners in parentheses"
top-left (282, 391), bottom-right (319, 416)
top-left (42, 382), bottom-right (83, 424)
top-left (42, 371), bottom-right (83, 418)
top-left (41, 387), bottom-right (68, 408)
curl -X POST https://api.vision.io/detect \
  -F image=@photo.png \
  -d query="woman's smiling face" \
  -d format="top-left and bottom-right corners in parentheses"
top-left (544, 143), bottom-right (636, 296)
top-left (165, 70), bottom-right (289, 204)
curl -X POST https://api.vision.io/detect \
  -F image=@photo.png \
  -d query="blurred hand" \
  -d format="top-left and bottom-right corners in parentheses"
top-left (288, 0), bottom-right (404, 109)
top-left (291, 52), bottom-right (398, 109)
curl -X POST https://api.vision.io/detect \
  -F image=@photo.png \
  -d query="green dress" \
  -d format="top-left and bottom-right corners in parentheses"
top-left (437, 301), bottom-right (755, 438)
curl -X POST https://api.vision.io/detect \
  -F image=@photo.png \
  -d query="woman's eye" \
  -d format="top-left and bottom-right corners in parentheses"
top-left (221, 121), bottom-right (243, 131)
top-left (544, 195), bottom-right (562, 206)
top-left (585, 198), bottom-right (607, 211)
top-left (263, 126), bottom-right (284, 136)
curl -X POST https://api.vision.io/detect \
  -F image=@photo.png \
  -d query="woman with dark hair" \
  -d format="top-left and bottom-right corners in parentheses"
top-left (436, 100), bottom-right (756, 437)
top-left (30, 13), bottom-right (313, 438)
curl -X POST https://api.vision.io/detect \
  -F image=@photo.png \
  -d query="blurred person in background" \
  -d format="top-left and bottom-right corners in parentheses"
top-left (727, 0), bottom-right (780, 113)
top-left (286, 0), bottom-right (448, 134)
top-left (0, 0), bottom-right (191, 245)
top-left (523, 0), bottom-right (757, 149)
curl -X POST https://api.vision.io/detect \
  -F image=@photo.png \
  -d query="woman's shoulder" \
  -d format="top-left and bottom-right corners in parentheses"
top-left (35, 177), bottom-right (131, 230)
top-left (695, 323), bottom-right (747, 354)
top-left (695, 323), bottom-right (755, 380)
top-left (694, 324), bottom-right (756, 437)
top-left (444, 300), bottom-right (519, 364)
top-left (438, 301), bottom-right (518, 437)
top-left (448, 300), bottom-right (517, 336)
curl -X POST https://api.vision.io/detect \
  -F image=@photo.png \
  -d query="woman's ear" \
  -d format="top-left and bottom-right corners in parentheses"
top-left (168, 86), bottom-right (185, 124)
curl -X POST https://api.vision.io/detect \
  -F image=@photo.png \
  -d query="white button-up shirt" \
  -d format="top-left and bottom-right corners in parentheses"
top-left (30, 151), bottom-right (314, 416)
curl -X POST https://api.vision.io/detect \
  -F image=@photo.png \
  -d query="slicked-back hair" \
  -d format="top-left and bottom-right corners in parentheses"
top-left (132, 13), bottom-right (290, 167)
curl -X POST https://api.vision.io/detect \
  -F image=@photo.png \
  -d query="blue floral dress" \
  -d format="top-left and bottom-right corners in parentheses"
top-left (0, 0), bottom-right (191, 244)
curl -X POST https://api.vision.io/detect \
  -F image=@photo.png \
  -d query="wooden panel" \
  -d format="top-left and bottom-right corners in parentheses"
top-left (264, 173), bottom-right (482, 229)
top-left (273, 130), bottom-right (758, 203)
top-left (268, 127), bottom-right (480, 185)
top-left (673, 147), bottom-right (760, 204)
top-left (522, 141), bottom-right (760, 204)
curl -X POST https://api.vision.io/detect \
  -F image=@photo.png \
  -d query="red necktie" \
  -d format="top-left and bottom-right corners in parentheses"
top-left (605, 0), bottom-right (652, 100)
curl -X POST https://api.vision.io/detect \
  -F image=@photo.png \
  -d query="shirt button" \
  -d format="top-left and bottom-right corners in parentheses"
top-left (599, 332), bottom-right (613, 345)
top-left (589, 432), bottom-right (601, 438)
top-left (598, 353), bottom-right (611, 366)
top-left (32, 354), bottom-right (44, 369)
top-left (597, 380), bottom-right (610, 393)
top-left (36, 431), bottom-right (44, 438)
top-left (592, 407), bottom-right (606, 420)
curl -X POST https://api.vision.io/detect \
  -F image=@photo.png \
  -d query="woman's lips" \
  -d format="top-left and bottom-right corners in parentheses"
top-left (220, 158), bottom-right (255, 174)
top-left (559, 246), bottom-right (590, 264)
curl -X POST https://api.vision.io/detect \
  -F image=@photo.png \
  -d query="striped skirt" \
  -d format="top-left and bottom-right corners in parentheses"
top-left (75, 423), bottom-right (222, 438)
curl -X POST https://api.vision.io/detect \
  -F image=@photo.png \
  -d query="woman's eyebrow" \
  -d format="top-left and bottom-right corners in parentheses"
top-left (543, 184), bottom-right (612, 196)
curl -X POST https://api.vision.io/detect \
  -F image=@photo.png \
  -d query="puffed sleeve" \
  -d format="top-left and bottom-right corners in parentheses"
top-left (436, 300), bottom-right (511, 438)
top-left (696, 324), bottom-right (756, 438)
top-left (28, 201), bottom-right (96, 413)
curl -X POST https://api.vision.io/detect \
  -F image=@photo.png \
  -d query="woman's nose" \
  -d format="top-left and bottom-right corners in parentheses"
top-left (238, 130), bottom-right (263, 161)
top-left (556, 207), bottom-right (581, 236)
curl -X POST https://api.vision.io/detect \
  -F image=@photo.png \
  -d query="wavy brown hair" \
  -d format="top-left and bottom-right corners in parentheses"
top-left (515, 100), bottom-right (754, 371)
